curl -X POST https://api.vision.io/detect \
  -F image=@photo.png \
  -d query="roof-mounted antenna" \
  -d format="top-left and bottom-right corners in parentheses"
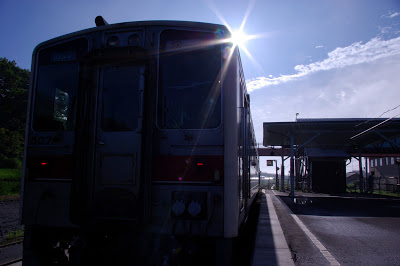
top-left (95, 16), bottom-right (109, 27)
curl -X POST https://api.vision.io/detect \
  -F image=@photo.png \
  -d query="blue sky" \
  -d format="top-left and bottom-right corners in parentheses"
top-left (1, 0), bottom-right (400, 173)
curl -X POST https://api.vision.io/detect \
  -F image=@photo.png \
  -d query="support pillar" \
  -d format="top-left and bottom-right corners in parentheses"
top-left (280, 163), bottom-right (285, 192)
top-left (281, 150), bottom-right (285, 192)
top-left (365, 157), bottom-right (368, 191)
top-left (275, 161), bottom-right (279, 191)
top-left (275, 168), bottom-right (279, 190)
top-left (359, 156), bottom-right (364, 193)
top-left (308, 160), bottom-right (312, 192)
top-left (290, 134), bottom-right (295, 197)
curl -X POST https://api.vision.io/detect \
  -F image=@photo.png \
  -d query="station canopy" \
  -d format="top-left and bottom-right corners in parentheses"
top-left (263, 118), bottom-right (400, 156)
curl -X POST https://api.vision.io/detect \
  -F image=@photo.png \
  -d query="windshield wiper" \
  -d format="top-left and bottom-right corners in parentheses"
top-left (52, 121), bottom-right (65, 142)
top-left (162, 105), bottom-right (193, 141)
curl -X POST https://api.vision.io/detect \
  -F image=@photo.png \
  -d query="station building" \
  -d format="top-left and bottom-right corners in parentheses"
top-left (369, 153), bottom-right (400, 192)
top-left (261, 118), bottom-right (400, 195)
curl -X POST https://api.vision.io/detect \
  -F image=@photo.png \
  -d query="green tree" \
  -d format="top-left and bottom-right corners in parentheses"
top-left (0, 58), bottom-right (29, 167)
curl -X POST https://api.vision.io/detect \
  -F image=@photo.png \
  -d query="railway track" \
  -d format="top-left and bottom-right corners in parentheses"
top-left (0, 240), bottom-right (23, 249)
top-left (0, 240), bottom-right (23, 266)
top-left (0, 258), bottom-right (22, 266)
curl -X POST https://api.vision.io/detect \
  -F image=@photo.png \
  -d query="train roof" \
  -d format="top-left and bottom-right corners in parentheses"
top-left (94, 19), bottom-right (229, 32)
top-left (34, 19), bottom-right (229, 50)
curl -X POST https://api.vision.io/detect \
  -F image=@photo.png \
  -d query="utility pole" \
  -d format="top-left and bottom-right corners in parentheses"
top-left (267, 159), bottom-right (279, 190)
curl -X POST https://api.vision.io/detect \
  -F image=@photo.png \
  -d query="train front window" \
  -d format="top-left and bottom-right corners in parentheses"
top-left (158, 30), bottom-right (222, 129)
top-left (32, 38), bottom-right (88, 132)
top-left (33, 64), bottom-right (78, 131)
top-left (101, 66), bottom-right (140, 132)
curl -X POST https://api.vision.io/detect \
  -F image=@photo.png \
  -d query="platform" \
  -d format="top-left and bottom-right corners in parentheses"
top-left (252, 189), bottom-right (294, 266)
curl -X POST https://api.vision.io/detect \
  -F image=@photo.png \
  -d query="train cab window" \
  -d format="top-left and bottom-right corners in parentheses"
top-left (33, 63), bottom-right (79, 131)
top-left (158, 29), bottom-right (222, 129)
top-left (32, 38), bottom-right (88, 132)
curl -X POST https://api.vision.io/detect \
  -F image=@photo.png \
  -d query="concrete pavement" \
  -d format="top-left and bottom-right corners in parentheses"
top-left (252, 190), bottom-right (294, 266)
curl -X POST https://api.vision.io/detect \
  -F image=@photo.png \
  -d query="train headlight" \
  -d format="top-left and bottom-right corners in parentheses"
top-left (128, 34), bottom-right (140, 46)
top-left (107, 36), bottom-right (119, 47)
top-left (188, 201), bottom-right (201, 217)
top-left (172, 200), bottom-right (185, 216)
top-left (171, 191), bottom-right (207, 220)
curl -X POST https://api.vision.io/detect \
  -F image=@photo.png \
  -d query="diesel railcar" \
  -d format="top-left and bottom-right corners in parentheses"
top-left (21, 17), bottom-right (260, 265)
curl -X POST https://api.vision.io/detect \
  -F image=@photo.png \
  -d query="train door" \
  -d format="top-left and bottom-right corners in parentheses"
top-left (92, 64), bottom-right (144, 221)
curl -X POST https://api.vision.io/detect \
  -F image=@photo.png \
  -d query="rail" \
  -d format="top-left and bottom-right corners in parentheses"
top-left (0, 239), bottom-right (23, 266)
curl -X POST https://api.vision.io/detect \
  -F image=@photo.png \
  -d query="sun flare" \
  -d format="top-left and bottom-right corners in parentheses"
top-left (207, 0), bottom-right (267, 74)
top-left (230, 29), bottom-right (250, 48)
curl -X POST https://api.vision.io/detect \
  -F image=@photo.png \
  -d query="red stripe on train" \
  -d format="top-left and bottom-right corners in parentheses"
top-left (152, 155), bottom-right (224, 183)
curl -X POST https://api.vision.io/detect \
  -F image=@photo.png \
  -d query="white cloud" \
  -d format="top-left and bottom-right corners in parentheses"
top-left (337, 90), bottom-right (346, 102)
top-left (390, 12), bottom-right (400, 18)
top-left (378, 26), bottom-right (392, 34)
top-left (382, 11), bottom-right (400, 19)
top-left (318, 90), bottom-right (326, 99)
top-left (250, 54), bottom-right (400, 127)
top-left (315, 45), bottom-right (324, 49)
top-left (246, 36), bottom-right (400, 92)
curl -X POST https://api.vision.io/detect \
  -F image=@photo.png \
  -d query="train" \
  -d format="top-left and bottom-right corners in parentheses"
top-left (21, 17), bottom-right (260, 265)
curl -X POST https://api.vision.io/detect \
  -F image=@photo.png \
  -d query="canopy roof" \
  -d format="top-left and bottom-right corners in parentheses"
top-left (263, 118), bottom-right (400, 155)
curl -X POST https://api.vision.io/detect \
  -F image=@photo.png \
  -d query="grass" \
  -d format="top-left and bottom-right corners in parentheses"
top-left (373, 190), bottom-right (400, 198)
top-left (0, 168), bottom-right (21, 180)
top-left (346, 187), bottom-right (400, 198)
top-left (4, 227), bottom-right (24, 242)
top-left (0, 168), bottom-right (21, 196)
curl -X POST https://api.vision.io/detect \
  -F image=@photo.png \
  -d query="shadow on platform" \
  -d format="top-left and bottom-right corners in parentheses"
top-left (279, 194), bottom-right (400, 217)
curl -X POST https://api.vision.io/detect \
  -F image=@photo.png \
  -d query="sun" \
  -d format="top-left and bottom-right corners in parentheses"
top-left (207, 0), bottom-right (267, 74)
top-left (230, 29), bottom-right (250, 48)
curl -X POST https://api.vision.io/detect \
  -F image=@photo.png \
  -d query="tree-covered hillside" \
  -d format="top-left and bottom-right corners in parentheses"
top-left (0, 58), bottom-right (29, 168)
